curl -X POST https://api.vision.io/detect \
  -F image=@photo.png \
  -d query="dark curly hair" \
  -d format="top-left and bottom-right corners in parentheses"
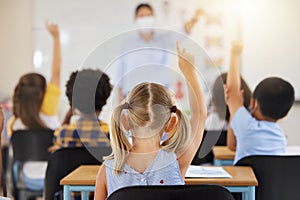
top-left (65, 69), bottom-right (112, 114)
top-left (135, 3), bottom-right (153, 16)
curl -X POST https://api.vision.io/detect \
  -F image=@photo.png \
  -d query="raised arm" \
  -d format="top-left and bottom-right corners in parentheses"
top-left (184, 8), bottom-right (206, 34)
top-left (176, 42), bottom-right (207, 175)
top-left (226, 124), bottom-right (237, 151)
top-left (226, 41), bottom-right (244, 117)
top-left (46, 20), bottom-right (61, 86)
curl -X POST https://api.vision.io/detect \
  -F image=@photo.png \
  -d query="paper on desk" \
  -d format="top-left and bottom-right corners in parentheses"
top-left (185, 165), bottom-right (232, 178)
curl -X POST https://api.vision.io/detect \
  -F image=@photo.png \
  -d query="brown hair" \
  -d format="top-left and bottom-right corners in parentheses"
top-left (212, 73), bottom-right (252, 121)
top-left (13, 73), bottom-right (47, 129)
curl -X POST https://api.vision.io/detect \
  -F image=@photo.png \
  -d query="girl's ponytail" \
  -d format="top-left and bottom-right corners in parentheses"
top-left (105, 104), bottom-right (131, 174)
top-left (161, 107), bottom-right (191, 154)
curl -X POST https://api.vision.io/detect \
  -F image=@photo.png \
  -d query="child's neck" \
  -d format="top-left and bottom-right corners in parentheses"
top-left (131, 137), bottom-right (161, 153)
top-left (253, 110), bottom-right (276, 122)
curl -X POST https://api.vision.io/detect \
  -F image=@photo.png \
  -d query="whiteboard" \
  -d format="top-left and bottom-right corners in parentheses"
top-left (32, 0), bottom-right (242, 121)
top-left (241, 0), bottom-right (300, 100)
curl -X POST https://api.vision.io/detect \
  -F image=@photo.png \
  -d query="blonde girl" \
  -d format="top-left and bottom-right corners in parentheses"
top-left (94, 43), bottom-right (207, 199)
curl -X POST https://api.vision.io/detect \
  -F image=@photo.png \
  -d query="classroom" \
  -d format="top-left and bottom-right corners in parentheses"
top-left (0, 0), bottom-right (300, 200)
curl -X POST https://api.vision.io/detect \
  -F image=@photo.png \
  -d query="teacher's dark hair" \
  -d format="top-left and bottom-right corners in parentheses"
top-left (135, 3), bottom-right (153, 16)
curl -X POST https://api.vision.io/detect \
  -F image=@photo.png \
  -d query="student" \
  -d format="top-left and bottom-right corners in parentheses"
top-left (206, 73), bottom-right (252, 151)
top-left (49, 69), bottom-right (112, 152)
top-left (225, 41), bottom-right (294, 164)
top-left (7, 21), bottom-right (61, 191)
top-left (94, 43), bottom-right (207, 199)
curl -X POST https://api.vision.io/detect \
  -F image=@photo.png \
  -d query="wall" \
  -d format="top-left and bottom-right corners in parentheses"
top-left (241, 0), bottom-right (300, 99)
top-left (0, 0), bottom-right (34, 97)
top-left (278, 104), bottom-right (300, 145)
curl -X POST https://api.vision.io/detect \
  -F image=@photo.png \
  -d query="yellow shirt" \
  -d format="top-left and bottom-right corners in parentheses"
top-left (40, 83), bottom-right (60, 115)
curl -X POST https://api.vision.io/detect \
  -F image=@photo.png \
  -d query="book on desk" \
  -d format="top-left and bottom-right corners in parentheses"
top-left (186, 165), bottom-right (232, 178)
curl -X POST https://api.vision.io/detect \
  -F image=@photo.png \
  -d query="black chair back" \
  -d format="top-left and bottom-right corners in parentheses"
top-left (236, 155), bottom-right (300, 200)
top-left (107, 185), bottom-right (234, 200)
top-left (11, 129), bottom-right (54, 200)
top-left (11, 129), bottom-right (54, 161)
top-left (44, 146), bottom-right (111, 200)
top-left (192, 130), bottom-right (227, 165)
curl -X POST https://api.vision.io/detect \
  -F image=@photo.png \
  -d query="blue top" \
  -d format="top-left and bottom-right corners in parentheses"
top-left (231, 107), bottom-right (286, 164)
top-left (105, 149), bottom-right (184, 197)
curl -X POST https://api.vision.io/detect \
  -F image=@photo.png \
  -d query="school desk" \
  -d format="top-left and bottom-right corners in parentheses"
top-left (60, 165), bottom-right (258, 200)
top-left (213, 146), bottom-right (236, 166)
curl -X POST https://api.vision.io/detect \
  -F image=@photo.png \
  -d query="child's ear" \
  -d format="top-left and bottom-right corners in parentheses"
top-left (121, 113), bottom-right (130, 131)
top-left (250, 97), bottom-right (258, 113)
top-left (165, 115), bottom-right (177, 132)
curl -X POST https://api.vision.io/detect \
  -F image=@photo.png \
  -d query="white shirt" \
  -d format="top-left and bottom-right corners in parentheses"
top-left (115, 30), bottom-right (183, 97)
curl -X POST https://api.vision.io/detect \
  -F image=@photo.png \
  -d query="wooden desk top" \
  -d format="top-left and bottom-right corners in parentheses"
top-left (213, 146), bottom-right (236, 160)
top-left (60, 165), bottom-right (100, 186)
top-left (60, 165), bottom-right (258, 187)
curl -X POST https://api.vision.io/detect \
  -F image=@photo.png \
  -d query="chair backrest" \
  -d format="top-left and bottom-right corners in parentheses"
top-left (44, 146), bottom-right (111, 200)
top-left (192, 130), bottom-right (227, 164)
top-left (236, 155), bottom-right (300, 200)
top-left (11, 129), bottom-right (54, 161)
top-left (107, 185), bottom-right (234, 200)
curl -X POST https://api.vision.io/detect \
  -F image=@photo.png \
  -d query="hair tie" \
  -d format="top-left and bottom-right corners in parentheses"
top-left (170, 105), bottom-right (177, 113)
top-left (123, 102), bottom-right (130, 109)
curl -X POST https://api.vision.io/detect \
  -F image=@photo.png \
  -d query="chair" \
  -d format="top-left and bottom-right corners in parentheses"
top-left (11, 129), bottom-right (54, 200)
top-left (192, 130), bottom-right (227, 165)
top-left (107, 185), bottom-right (234, 200)
top-left (44, 146), bottom-right (112, 200)
top-left (236, 155), bottom-right (300, 200)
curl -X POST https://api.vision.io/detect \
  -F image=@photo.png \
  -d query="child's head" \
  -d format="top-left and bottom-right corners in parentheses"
top-left (212, 73), bottom-right (252, 121)
top-left (109, 82), bottom-right (191, 174)
top-left (66, 69), bottom-right (112, 115)
top-left (13, 73), bottom-right (47, 129)
top-left (252, 77), bottom-right (294, 120)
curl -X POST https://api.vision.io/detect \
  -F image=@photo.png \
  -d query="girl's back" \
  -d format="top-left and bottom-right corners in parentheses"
top-left (105, 149), bottom-right (183, 196)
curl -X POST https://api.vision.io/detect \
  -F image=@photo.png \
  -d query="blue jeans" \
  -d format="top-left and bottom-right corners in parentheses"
top-left (22, 171), bottom-right (44, 191)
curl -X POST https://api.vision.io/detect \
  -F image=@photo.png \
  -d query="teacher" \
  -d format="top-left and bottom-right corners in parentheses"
top-left (115, 3), bottom-right (206, 102)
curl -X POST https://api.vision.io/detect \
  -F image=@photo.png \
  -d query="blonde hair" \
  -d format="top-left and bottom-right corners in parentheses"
top-left (105, 82), bottom-right (191, 174)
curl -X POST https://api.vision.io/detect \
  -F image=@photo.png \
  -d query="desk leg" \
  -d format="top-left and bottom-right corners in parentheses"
top-left (63, 185), bottom-right (71, 200)
top-left (248, 186), bottom-right (255, 200)
top-left (82, 191), bottom-right (89, 200)
top-left (226, 186), bottom-right (255, 200)
top-left (213, 159), bottom-right (222, 166)
top-left (213, 159), bottom-right (234, 166)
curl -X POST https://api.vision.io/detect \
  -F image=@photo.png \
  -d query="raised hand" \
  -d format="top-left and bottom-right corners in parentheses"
top-left (176, 41), bottom-right (196, 77)
top-left (193, 8), bottom-right (206, 21)
top-left (231, 41), bottom-right (243, 56)
top-left (45, 20), bottom-right (60, 39)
